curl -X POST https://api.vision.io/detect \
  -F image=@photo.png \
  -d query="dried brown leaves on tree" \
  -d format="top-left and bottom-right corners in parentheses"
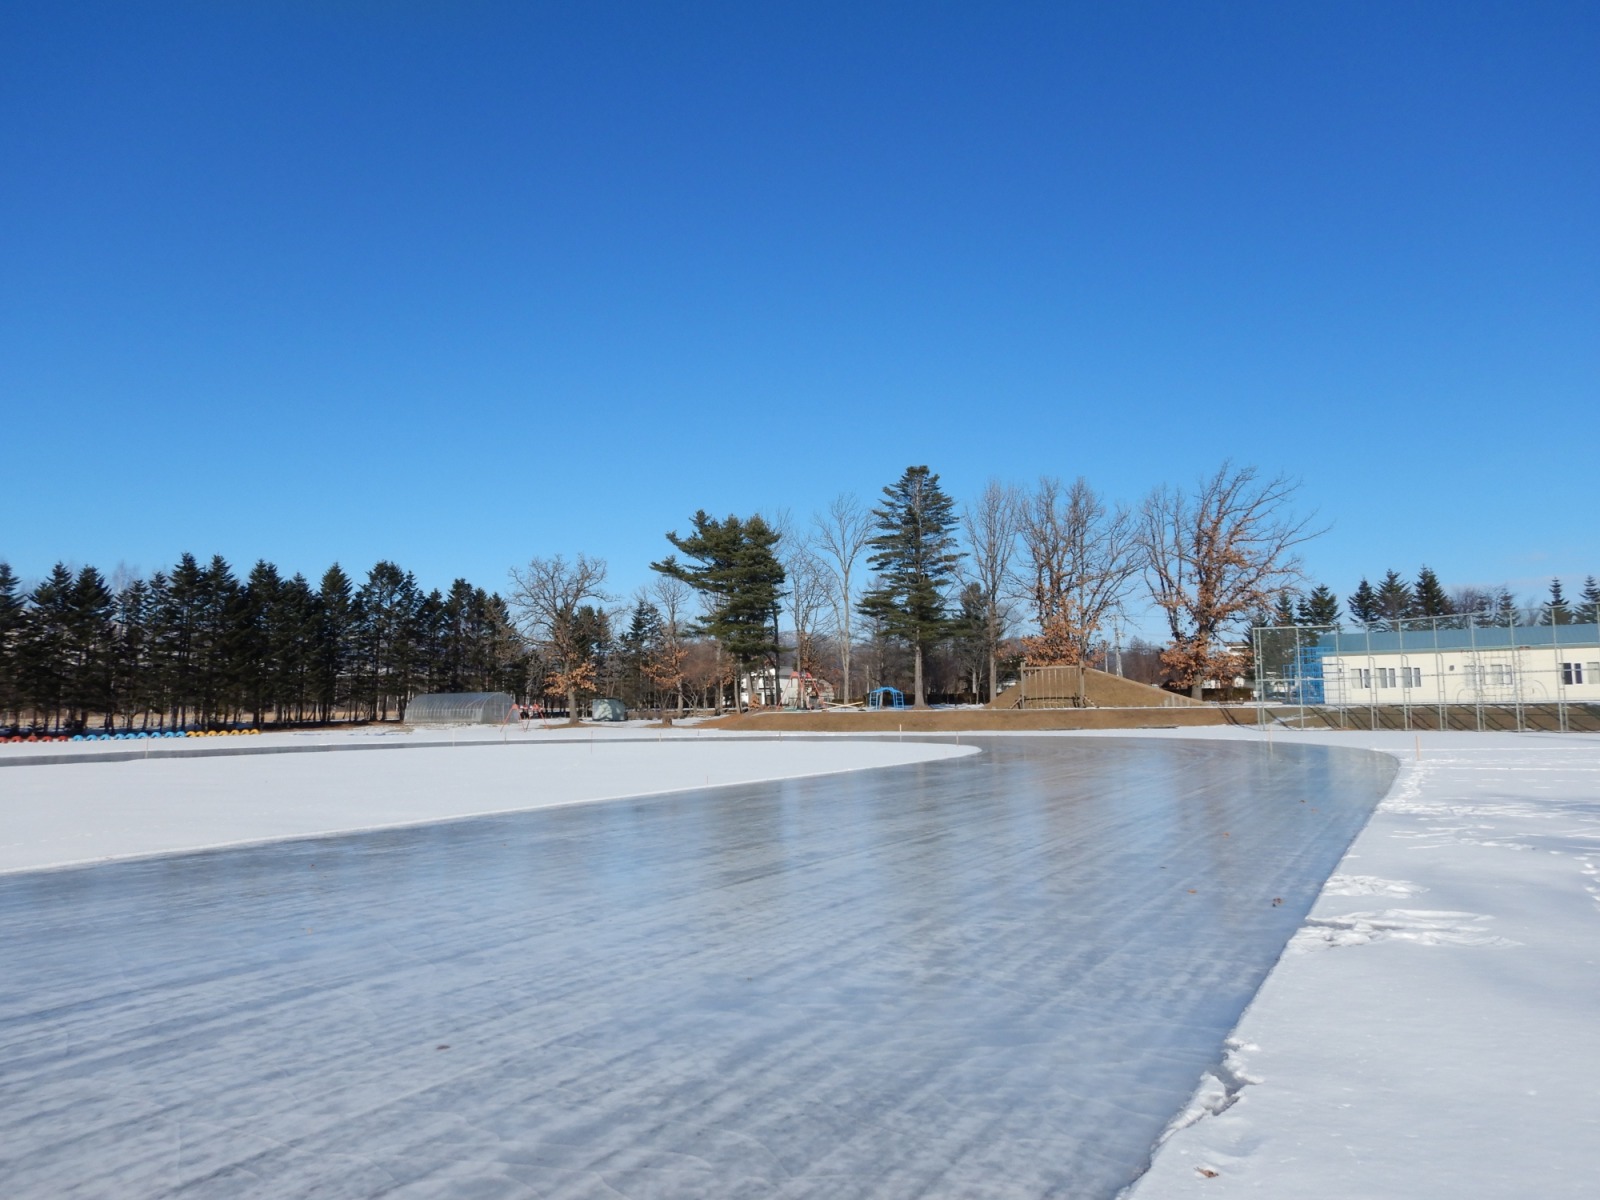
top-left (507, 554), bottom-right (610, 722)
top-left (1016, 477), bottom-right (1140, 667)
top-left (1138, 464), bottom-right (1320, 697)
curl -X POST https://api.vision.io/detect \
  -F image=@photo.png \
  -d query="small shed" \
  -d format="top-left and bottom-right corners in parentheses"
top-left (866, 687), bottom-right (906, 710)
top-left (590, 697), bottom-right (628, 722)
top-left (406, 692), bottom-right (517, 725)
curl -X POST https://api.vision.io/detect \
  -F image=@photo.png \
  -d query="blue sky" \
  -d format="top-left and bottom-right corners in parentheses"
top-left (3, 1), bottom-right (1595, 628)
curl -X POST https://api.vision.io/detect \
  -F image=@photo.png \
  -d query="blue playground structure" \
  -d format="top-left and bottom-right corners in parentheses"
top-left (866, 687), bottom-right (906, 711)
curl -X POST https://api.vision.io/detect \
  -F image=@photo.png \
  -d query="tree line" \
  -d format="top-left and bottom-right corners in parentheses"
top-left (1258, 568), bottom-right (1600, 630)
top-left (37, 458), bottom-right (1587, 727)
top-left (0, 555), bottom-right (526, 734)
top-left (523, 460), bottom-right (1318, 710)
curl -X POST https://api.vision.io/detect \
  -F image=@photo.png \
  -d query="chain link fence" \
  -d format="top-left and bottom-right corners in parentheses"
top-left (1252, 614), bottom-right (1600, 733)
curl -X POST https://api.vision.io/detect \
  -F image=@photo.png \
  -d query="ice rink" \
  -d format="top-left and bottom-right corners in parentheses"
top-left (0, 736), bottom-right (1395, 1198)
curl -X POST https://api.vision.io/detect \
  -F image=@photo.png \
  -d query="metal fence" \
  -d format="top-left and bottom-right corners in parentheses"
top-left (1252, 614), bottom-right (1600, 733)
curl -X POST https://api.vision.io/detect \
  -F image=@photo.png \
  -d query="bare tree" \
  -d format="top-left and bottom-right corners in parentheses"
top-left (1016, 477), bottom-right (1140, 668)
top-left (960, 479), bottom-right (1021, 702)
top-left (783, 537), bottom-right (833, 706)
top-left (1138, 464), bottom-right (1320, 698)
top-left (507, 554), bottom-right (610, 722)
top-left (811, 493), bottom-right (872, 704)
top-left (646, 574), bottom-right (692, 720)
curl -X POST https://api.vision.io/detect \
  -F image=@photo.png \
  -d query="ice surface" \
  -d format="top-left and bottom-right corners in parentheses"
top-left (0, 737), bottom-right (1394, 1198)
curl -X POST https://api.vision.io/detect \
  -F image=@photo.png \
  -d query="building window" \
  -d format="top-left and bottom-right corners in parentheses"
top-left (1561, 662), bottom-right (1584, 686)
top-left (1403, 666), bottom-right (1421, 688)
top-left (1358, 669), bottom-right (1371, 688)
top-left (1377, 668), bottom-right (1397, 689)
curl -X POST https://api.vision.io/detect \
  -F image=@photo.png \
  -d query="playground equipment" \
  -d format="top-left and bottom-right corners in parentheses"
top-left (866, 687), bottom-right (906, 711)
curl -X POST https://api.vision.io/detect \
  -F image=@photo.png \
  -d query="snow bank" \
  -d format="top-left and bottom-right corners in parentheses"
top-left (1121, 728), bottom-right (1600, 1199)
top-left (0, 729), bottom-right (973, 874)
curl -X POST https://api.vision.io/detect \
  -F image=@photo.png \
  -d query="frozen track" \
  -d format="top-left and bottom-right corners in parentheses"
top-left (0, 737), bottom-right (1394, 1198)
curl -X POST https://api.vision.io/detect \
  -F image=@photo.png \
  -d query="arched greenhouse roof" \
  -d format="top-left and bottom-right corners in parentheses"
top-left (406, 692), bottom-right (517, 725)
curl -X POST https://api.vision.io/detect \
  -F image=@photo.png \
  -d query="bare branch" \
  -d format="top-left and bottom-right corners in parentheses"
top-left (1137, 463), bottom-right (1323, 696)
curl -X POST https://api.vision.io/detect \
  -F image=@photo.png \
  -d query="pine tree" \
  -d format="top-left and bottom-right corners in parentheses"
top-left (238, 560), bottom-right (283, 727)
top-left (0, 563), bottom-right (24, 728)
top-left (315, 564), bottom-right (355, 723)
top-left (1540, 578), bottom-right (1572, 626)
top-left (1494, 588), bottom-right (1520, 627)
top-left (1296, 583), bottom-right (1341, 627)
top-left (1579, 576), bottom-right (1600, 626)
top-left (652, 514), bottom-right (785, 708)
top-left (858, 466), bottom-right (963, 708)
top-left (21, 565), bottom-right (75, 731)
top-left (1412, 566), bottom-right (1452, 619)
top-left (66, 566), bottom-right (116, 731)
top-left (1272, 592), bottom-right (1298, 627)
top-left (1347, 578), bottom-right (1379, 625)
top-left (112, 577), bottom-right (154, 730)
top-left (619, 599), bottom-right (664, 707)
top-left (1373, 570), bottom-right (1414, 628)
top-left (276, 573), bottom-right (318, 723)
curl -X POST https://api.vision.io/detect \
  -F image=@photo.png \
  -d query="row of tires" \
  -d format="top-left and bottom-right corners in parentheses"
top-left (4, 729), bottom-right (264, 743)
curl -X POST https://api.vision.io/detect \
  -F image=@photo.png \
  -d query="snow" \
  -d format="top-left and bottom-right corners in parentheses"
top-left (1117, 727), bottom-right (1600, 1200)
top-left (0, 725), bottom-right (973, 873)
top-left (3, 722), bottom-right (1596, 1198)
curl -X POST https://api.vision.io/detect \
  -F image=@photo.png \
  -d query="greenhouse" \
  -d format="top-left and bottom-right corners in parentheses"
top-left (406, 693), bottom-right (517, 725)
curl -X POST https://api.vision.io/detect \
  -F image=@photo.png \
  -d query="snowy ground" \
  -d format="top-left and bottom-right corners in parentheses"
top-left (3, 722), bottom-right (1595, 1197)
top-left (1107, 726), bottom-right (1600, 1199)
top-left (0, 724), bottom-right (971, 873)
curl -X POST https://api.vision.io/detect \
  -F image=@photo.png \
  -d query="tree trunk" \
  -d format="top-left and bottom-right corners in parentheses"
top-left (913, 644), bottom-right (926, 708)
top-left (567, 685), bottom-right (581, 724)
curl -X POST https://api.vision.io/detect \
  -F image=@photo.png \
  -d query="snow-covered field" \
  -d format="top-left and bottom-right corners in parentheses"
top-left (1113, 727), bottom-right (1600, 1199)
top-left (0, 724), bottom-right (972, 873)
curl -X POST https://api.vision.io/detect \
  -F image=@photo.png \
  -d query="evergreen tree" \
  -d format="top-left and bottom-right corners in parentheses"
top-left (66, 567), bottom-right (116, 731)
top-left (858, 466), bottom-right (963, 708)
top-left (619, 599), bottom-right (664, 707)
top-left (315, 564), bottom-right (355, 722)
top-left (1272, 592), bottom-right (1298, 627)
top-left (275, 573), bottom-right (319, 723)
top-left (652, 514), bottom-right (785, 708)
top-left (21, 565), bottom-right (76, 731)
top-left (1493, 588), bottom-right (1520, 627)
top-left (111, 577), bottom-right (155, 730)
top-left (1296, 583), bottom-right (1341, 627)
top-left (0, 563), bottom-right (24, 727)
top-left (237, 560), bottom-right (282, 727)
top-left (1413, 566), bottom-right (1452, 619)
top-left (1347, 578), bottom-right (1379, 625)
top-left (1373, 570), bottom-right (1414, 628)
top-left (355, 562), bottom-right (422, 720)
top-left (1540, 578), bottom-right (1572, 626)
top-left (1579, 576), bottom-right (1600, 626)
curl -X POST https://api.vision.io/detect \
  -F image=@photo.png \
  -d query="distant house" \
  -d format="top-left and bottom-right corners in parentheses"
top-left (737, 668), bottom-right (836, 709)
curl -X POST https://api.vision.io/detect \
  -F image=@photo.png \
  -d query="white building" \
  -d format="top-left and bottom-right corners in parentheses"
top-left (1270, 623), bottom-right (1600, 707)
top-left (737, 668), bottom-right (836, 709)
